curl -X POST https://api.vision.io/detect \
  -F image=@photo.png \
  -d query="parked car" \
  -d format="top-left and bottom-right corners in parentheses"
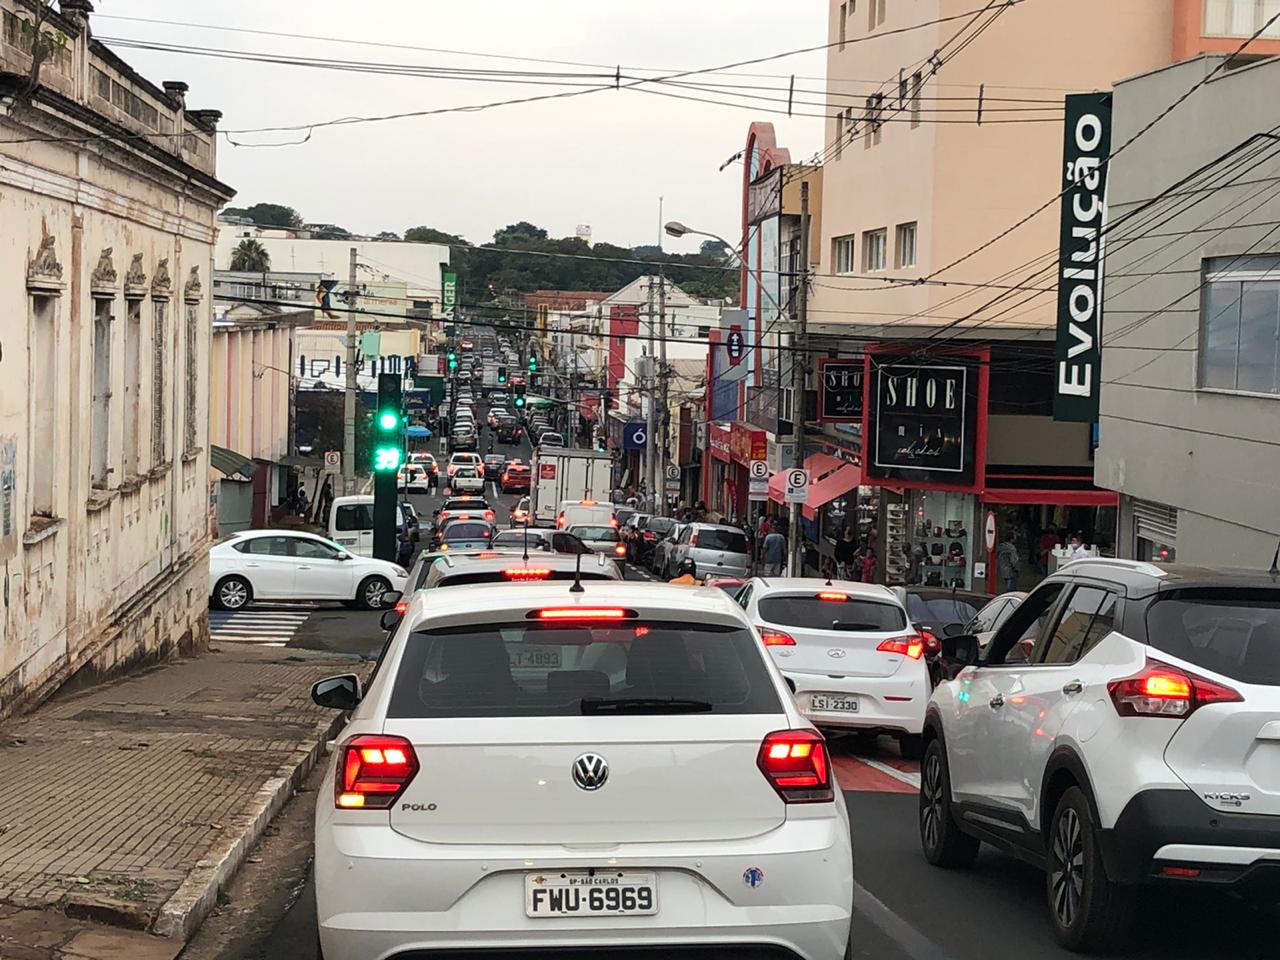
top-left (650, 522), bottom-right (687, 577)
top-left (738, 578), bottom-right (925, 758)
top-left (311, 581), bottom-right (851, 959)
top-left (921, 558), bottom-right (1280, 951)
top-left (210, 530), bottom-right (407, 611)
top-left (501, 461), bottom-right (531, 494)
top-left (668, 522), bottom-right (751, 580)
top-left (328, 496), bottom-right (411, 559)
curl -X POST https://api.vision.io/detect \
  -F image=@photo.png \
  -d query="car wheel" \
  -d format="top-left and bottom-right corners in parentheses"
top-left (1047, 787), bottom-right (1136, 952)
top-left (358, 576), bottom-right (392, 610)
top-left (897, 733), bottom-right (924, 761)
top-left (919, 738), bottom-right (980, 868)
top-left (212, 575), bottom-right (251, 611)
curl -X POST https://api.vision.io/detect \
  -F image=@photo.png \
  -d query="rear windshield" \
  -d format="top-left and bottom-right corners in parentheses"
top-left (443, 499), bottom-right (486, 511)
top-left (1147, 591), bottom-right (1280, 686)
top-left (907, 595), bottom-right (983, 626)
top-left (442, 522), bottom-right (491, 541)
top-left (759, 595), bottom-right (906, 632)
top-left (571, 526), bottom-right (618, 542)
top-left (697, 529), bottom-right (748, 553)
top-left (647, 517), bottom-right (676, 535)
top-left (491, 533), bottom-right (551, 551)
top-left (507, 465), bottom-right (529, 474)
top-left (433, 570), bottom-right (616, 588)
top-left (388, 622), bottom-right (781, 717)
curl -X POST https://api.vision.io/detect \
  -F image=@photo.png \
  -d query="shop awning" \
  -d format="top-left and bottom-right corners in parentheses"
top-left (210, 445), bottom-right (256, 478)
top-left (768, 453), bottom-right (850, 504)
top-left (983, 488), bottom-right (1119, 507)
top-left (802, 463), bottom-right (862, 520)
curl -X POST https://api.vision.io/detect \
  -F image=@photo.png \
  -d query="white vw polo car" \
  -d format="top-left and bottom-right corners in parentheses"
top-left (310, 581), bottom-right (854, 959)
top-left (738, 578), bottom-right (929, 758)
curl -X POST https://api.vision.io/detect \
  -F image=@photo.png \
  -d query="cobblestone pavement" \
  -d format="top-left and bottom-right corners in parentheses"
top-left (0, 644), bottom-right (363, 936)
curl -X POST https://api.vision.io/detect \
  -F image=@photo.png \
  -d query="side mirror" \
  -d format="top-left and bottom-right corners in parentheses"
top-left (940, 634), bottom-right (981, 667)
top-left (380, 608), bottom-right (403, 632)
top-left (942, 621), bottom-right (965, 638)
top-left (311, 674), bottom-right (361, 710)
top-left (380, 590), bottom-right (403, 609)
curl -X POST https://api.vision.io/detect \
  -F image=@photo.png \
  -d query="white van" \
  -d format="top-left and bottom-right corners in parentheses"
top-left (329, 495), bottom-right (408, 558)
top-left (556, 499), bottom-right (616, 530)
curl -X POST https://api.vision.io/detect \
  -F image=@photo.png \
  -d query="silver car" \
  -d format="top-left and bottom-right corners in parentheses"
top-left (568, 524), bottom-right (626, 563)
top-left (669, 522), bottom-right (751, 579)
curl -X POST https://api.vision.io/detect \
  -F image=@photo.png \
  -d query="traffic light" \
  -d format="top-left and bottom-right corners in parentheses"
top-left (447, 350), bottom-right (458, 371)
top-left (497, 365), bottom-right (508, 384)
top-left (372, 375), bottom-right (403, 474)
top-left (527, 353), bottom-right (538, 373)
top-left (513, 383), bottom-right (527, 409)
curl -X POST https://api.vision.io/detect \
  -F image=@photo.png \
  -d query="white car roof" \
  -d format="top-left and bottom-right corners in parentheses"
top-left (748, 577), bottom-right (903, 606)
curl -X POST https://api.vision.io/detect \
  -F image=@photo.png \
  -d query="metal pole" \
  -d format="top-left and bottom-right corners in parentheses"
top-left (342, 247), bottom-right (359, 495)
top-left (788, 182), bottom-right (811, 577)
top-left (657, 271), bottom-right (668, 514)
top-left (644, 277), bottom-right (657, 507)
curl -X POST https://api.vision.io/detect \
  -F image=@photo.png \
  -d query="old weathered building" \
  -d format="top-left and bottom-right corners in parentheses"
top-left (0, 0), bottom-right (234, 716)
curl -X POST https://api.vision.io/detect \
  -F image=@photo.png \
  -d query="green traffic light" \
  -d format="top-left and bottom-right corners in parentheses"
top-left (377, 410), bottom-right (399, 432)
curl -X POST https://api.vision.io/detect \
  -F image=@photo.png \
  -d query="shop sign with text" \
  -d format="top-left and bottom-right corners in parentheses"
top-left (866, 358), bottom-right (980, 487)
top-left (818, 357), bottom-right (865, 423)
top-left (730, 423), bottom-right (768, 464)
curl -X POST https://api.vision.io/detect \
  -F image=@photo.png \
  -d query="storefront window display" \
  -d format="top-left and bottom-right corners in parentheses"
top-left (908, 490), bottom-right (974, 589)
top-left (989, 503), bottom-right (1118, 589)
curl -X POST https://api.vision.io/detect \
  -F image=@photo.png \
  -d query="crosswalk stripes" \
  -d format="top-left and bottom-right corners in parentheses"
top-left (208, 603), bottom-right (317, 647)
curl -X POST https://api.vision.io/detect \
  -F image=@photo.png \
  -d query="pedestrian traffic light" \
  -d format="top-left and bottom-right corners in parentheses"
top-left (527, 354), bottom-right (538, 373)
top-left (498, 365), bottom-right (508, 384)
top-left (513, 383), bottom-right (527, 408)
top-left (447, 350), bottom-right (458, 371)
top-left (372, 375), bottom-right (402, 474)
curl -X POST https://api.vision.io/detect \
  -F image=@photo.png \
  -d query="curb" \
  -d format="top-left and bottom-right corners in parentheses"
top-left (151, 710), bottom-right (346, 940)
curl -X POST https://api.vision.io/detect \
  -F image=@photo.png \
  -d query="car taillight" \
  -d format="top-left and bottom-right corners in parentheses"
top-left (920, 630), bottom-right (940, 656)
top-left (336, 735), bottom-right (418, 809)
top-left (504, 567), bottom-right (551, 580)
top-left (756, 626), bottom-right (795, 646)
top-left (610, 517), bottom-right (619, 527)
top-left (557, 514), bottom-right (566, 528)
top-left (614, 543), bottom-right (627, 556)
top-left (582, 500), bottom-right (596, 506)
top-left (1108, 658), bottom-right (1242, 718)
top-left (484, 511), bottom-right (495, 522)
top-left (757, 730), bottom-right (832, 803)
top-left (643, 531), bottom-right (656, 541)
top-left (877, 636), bottom-right (925, 660)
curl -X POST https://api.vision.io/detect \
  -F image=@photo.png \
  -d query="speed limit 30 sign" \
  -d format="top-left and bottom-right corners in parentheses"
top-left (784, 468), bottom-right (809, 504)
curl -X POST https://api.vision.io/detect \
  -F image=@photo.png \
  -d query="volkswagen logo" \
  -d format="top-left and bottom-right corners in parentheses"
top-left (827, 648), bottom-right (847, 659)
top-left (572, 753), bottom-right (609, 791)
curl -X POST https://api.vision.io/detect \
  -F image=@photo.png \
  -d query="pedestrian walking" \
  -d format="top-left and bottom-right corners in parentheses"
top-left (761, 527), bottom-right (786, 577)
top-left (834, 527), bottom-right (858, 581)
top-left (997, 533), bottom-right (1021, 593)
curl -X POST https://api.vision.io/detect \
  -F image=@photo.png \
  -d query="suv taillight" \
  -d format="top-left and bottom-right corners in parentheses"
top-left (614, 543), bottom-right (627, 556)
top-left (557, 513), bottom-right (566, 528)
top-left (336, 735), bottom-right (418, 809)
top-left (877, 636), bottom-right (925, 660)
top-left (757, 730), bottom-right (833, 803)
top-left (756, 625), bottom-right (795, 646)
top-left (1108, 658), bottom-right (1242, 718)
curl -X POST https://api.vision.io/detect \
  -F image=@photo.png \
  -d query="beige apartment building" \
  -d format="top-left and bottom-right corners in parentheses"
top-left (0, 0), bottom-right (234, 715)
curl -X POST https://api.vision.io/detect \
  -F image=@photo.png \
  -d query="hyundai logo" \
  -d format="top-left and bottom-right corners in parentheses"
top-left (827, 648), bottom-right (847, 659)
top-left (572, 753), bottom-right (609, 791)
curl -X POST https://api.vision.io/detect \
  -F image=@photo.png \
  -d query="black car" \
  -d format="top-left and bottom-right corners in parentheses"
top-left (483, 454), bottom-right (507, 480)
top-left (900, 585), bottom-right (990, 684)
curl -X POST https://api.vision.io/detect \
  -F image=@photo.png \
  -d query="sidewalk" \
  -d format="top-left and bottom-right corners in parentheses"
top-left (0, 643), bottom-right (365, 948)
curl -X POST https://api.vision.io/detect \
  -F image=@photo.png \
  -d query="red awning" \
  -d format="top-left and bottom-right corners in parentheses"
top-left (768, 453), bottom-right (853, 505)
top-left (803, 464), bottom-right (862, 520)
top-left (982, 488), bottom-right (1119, 507)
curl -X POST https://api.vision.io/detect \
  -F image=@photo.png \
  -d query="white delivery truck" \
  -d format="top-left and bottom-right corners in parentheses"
top-left (529, 448), bottom-right (613, 523)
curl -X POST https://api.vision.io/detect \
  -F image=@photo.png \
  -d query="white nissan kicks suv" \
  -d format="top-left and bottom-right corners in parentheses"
top-left (919, 558), bottom-right (1280, 952)
top-left (311, 581), bottom-right (854, 960)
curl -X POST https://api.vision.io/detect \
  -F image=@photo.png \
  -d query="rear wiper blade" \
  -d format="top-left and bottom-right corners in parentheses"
top-left (832, 621), bottom-right (882, 631)
top-left (580, 696), bottom-right (713, 715)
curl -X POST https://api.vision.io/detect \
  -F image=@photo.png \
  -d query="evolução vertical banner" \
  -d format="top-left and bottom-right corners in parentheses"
top-left (1054, 92), bottom-right (1111, 422)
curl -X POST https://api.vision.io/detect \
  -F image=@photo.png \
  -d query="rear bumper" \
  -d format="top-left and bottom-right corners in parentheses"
top-left (783, 669), bottom-right (928, 735)
top-left (316, 818), bottom-right (852, 960)
top-left (1097, 789), bottom-right (1280, 897)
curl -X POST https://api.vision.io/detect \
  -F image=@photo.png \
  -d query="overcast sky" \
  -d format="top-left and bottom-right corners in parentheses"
top-left (95, 1), bottom-right (826, 252)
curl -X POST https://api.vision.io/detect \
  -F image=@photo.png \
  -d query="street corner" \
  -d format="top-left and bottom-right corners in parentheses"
top-left (0, 907), bottom-right (180, 960)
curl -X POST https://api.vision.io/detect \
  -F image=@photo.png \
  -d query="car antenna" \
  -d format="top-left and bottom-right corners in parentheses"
top-left (1270, 541), bottom-right (1279, 579)
top-left (570, 550), bottom-right (585, 593)
top-left (522, 520), bottom-right (530, 563)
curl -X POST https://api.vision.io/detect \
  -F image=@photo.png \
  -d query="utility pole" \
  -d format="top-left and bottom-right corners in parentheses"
top-left (342, 247), bottom-right (359, 495)
top-left (788, 182), bottom-right (811, 577)
top-left (657, 271), bottom-right (668, 513)
top-left (644, 278), bottom-right (657, 506)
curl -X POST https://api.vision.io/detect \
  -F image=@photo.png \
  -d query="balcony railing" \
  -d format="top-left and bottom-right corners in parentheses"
top-left (1204, 0), bottom-right (1280, 38)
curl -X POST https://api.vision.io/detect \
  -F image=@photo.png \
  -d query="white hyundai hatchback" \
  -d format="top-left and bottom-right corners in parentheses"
top-left (310, 581), bottom-right (854, 959)
top-left (738, 579), bottom-right (929, 759)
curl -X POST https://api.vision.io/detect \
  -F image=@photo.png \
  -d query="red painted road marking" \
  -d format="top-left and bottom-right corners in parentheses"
top-left (832, 755), bottom-right (917, 794)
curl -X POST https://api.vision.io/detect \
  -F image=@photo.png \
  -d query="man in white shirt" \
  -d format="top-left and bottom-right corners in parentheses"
top-left (1068, 533), bottom-right (1090, 562)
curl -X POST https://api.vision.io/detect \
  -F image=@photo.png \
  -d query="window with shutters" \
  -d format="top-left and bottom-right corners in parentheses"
top-left (152, 300), bottom-right (168, 466)
top-left (123, 300), bottom-right (142, 478)
top-left (834, 235), bottom-right (856, 274)
top-left (896, 222), bottom-right (918, 269)
top-left (29, 295), bottom-right (57, 517)
top-left (1133, 499), bottom-right (1178, 562)
top-left (90, 299), bottom-right (114, 489)
top-left (862, 229), bottom-right (887, 272)
top-left (184, 302), bottom-right (200, 451)
top-left (1204, 0), bottom-right (1280, 38)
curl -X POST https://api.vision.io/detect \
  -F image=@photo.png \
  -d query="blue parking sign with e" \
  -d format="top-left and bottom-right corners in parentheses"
top-left (623, 422), bottom-right (648, 450)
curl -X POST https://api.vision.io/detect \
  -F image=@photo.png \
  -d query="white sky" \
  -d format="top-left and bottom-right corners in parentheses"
top-left (95, 1), bottom-right (827, 252)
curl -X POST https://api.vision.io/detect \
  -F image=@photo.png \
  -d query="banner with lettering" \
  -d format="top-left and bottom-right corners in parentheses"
top-left (1054, 92), bottom-right (1111, 422)
top-left (865, 356), bottom-right (982, 488)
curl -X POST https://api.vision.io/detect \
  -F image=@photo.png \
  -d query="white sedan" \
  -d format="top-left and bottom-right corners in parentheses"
top-left (210, 530), bottom-right (408, 611)
top-left (311, 581), bottom-right (853, 959)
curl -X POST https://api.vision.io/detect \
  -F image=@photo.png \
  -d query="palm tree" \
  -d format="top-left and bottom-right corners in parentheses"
top-left (230, 238), bottom-right (271, 272)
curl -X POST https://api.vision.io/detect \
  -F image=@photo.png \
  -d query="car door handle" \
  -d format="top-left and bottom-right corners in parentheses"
top-left (245, 562), bottom-right (260, 568)
top-left (1062, 679), bottom-right (1084, 695)
top-left (298, 565), bottom-right (312, 571)
top-left (988, 694), bottom-right (1004, 709)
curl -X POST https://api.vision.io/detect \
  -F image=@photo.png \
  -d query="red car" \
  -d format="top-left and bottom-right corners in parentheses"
top-left (501, 461), bottom-right (531, 493)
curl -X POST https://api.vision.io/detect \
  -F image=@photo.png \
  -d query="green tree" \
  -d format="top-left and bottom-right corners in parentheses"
top-left (376, 230), bottom-right (401, 241)
top-left (310, 224), bottom-right (350, 240)
top-left (229, 239), bottom-right (271, 272)
top-left (493, 222), bottom-right (548, 246)
top-left (222, 203), bottom-right (304, 229)
top-left (404, 225), bottom-right (467, 245)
